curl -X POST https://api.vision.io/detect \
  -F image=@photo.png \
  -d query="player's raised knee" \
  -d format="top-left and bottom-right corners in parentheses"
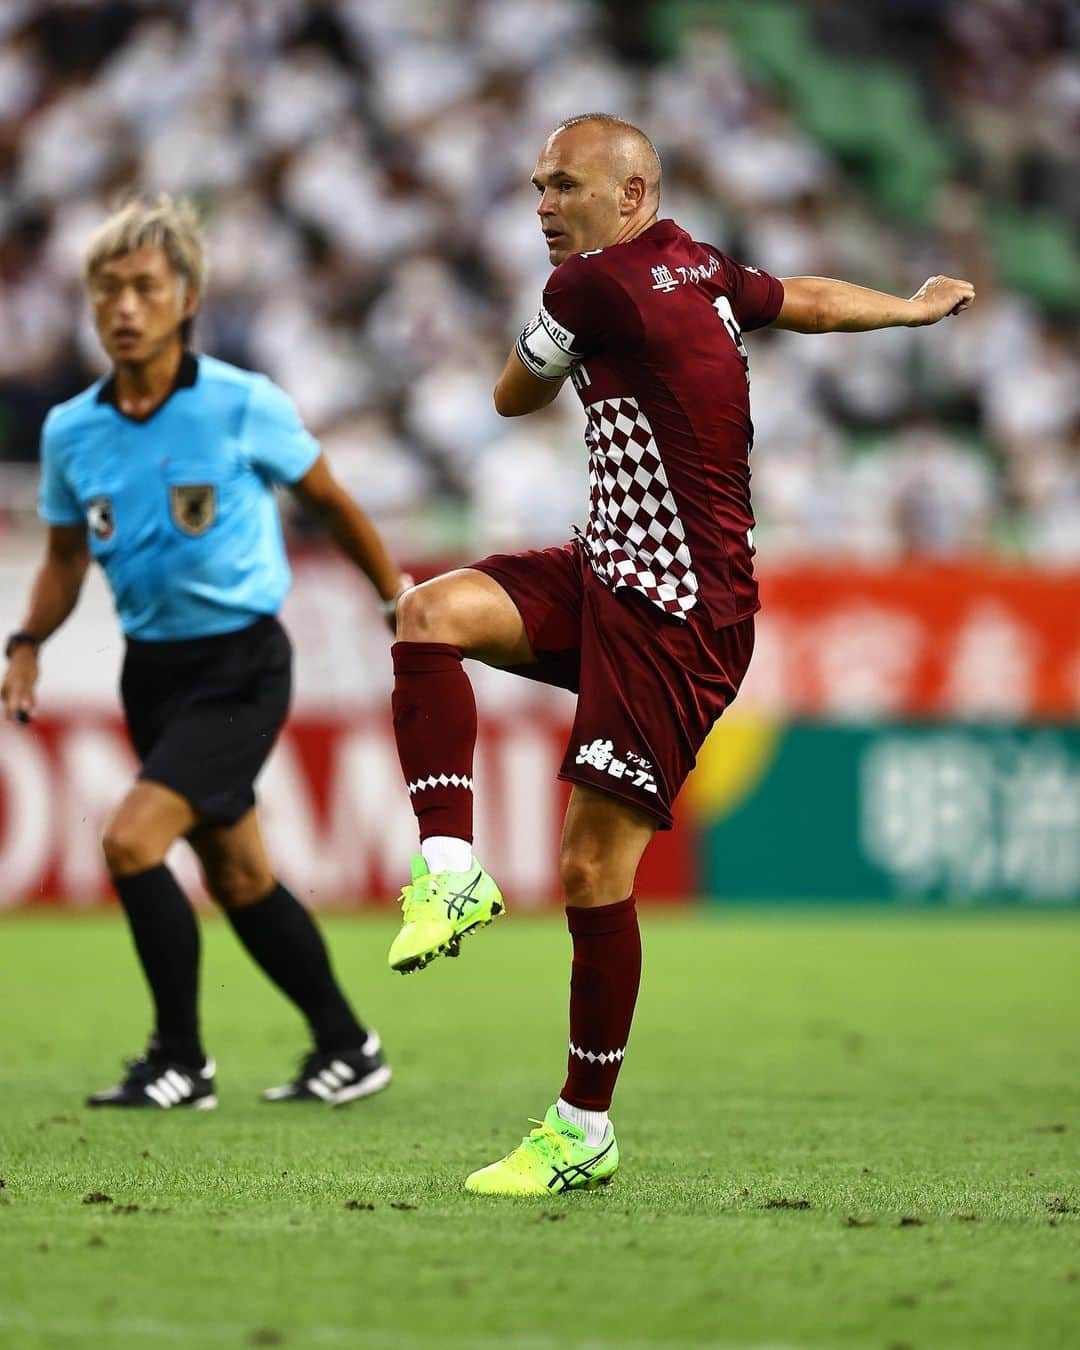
top-left (396, 576), bottom-right (483, 645)
top-left (395, 579), bottom-right (450, 642)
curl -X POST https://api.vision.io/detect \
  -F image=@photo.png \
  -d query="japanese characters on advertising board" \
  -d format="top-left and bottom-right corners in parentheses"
top-left (1, 553), bottom-right (1077, 907)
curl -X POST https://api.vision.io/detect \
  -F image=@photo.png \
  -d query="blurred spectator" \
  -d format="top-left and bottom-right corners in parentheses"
top-left (0, 0), bottom-right (1076, 562)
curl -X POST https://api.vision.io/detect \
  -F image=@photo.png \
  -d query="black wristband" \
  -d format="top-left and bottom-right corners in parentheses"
top-left (5, 631), bottom-right (40, 659)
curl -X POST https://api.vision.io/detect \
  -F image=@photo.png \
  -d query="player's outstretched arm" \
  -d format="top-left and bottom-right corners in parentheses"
top-left (289, 454), bottom-right (412, 624)
top-left (772, 275), bottom-right (975, 334)
top-left (1, 524), bottom-right (89, 723)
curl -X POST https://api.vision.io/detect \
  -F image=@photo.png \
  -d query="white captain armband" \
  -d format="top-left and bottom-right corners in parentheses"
top-left (515, 304), bottom-right (580, 381)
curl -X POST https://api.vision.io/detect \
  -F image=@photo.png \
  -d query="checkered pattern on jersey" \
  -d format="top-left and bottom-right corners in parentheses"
top-left (581, 396), bottom-right (699, 618)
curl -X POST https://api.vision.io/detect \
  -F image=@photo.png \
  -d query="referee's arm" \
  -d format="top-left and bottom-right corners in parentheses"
top-left (289, 454), bottom-right (409, 612)
top-left (2, 524), bottom-right (89, 722)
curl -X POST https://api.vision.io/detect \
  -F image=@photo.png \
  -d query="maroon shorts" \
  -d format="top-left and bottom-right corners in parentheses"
top-left (471, 541), bottom-right (755, 829)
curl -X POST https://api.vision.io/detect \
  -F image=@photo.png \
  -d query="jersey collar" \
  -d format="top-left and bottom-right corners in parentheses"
top-left (96, 350), bottom-right (199, 419)
top-left (636, 218), bottom-right (682, 245)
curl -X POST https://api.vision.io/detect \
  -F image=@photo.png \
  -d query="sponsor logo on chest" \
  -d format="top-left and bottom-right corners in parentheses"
top-left (649, 254), bottom-right (722, 293)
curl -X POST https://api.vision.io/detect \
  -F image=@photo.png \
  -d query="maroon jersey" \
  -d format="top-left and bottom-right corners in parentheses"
top-left (515, 219), bottom-right (783, 627)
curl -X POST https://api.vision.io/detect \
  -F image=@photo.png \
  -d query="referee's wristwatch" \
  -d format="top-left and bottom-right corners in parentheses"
top-left (4, 631), bottom-right (40, 660)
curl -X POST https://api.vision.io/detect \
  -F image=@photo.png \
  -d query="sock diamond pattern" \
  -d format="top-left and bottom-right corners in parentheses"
top-left (569, 1042), bottom-right (626, 1066)
top-left (406, 773), bottom-right (474, 796)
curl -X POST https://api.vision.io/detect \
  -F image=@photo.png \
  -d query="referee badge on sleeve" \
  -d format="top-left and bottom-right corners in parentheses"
top-left (170, 484), bottom-right (216, 536)
top-left (87, 495), bottom-right (114, 540)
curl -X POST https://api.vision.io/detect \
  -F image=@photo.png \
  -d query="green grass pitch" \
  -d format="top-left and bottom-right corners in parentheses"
top-left (1, 908), bottom-right (1078, 1349)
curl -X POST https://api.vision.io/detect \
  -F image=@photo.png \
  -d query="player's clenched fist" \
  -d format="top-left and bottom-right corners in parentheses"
top-left (1, 648), bottom-right (38, 723)
top-left (908, 275), bottom-right (976, 325)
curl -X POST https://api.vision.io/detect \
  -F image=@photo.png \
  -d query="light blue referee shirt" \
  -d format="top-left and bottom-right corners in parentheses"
top-left (38, 353), bottom-right (320, 641)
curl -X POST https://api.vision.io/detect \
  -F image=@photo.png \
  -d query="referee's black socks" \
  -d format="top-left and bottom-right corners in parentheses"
top-left (112, 864), bottom-right (205, 1069)
top-left (225, 882), bottom-right (369, 1054)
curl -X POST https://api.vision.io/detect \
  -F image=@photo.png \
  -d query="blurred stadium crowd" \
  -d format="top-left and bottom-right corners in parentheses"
top-left (0, 0), bottom-right (1077, 560)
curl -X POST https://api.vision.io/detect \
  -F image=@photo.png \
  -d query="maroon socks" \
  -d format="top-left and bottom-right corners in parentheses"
top-left (393, 641), bottom-right (642, 1121)
top-left (391, 641), bottom-right (477, 844)
top-left (561, 896), bottom-right (641, 1112)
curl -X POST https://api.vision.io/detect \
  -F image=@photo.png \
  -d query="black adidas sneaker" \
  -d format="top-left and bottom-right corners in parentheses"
top-left (86, 1051), bottom-right (217, 1110)
top-left (261, 1032), bottom-right (391, 1106)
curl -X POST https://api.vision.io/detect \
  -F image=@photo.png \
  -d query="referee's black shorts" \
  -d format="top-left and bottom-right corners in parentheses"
top-left (120, 616), bottom-right (291, 826)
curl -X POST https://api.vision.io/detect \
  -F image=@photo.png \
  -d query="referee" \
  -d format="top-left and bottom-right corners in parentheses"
top-left (1, 196), bottom-right (409, 1111)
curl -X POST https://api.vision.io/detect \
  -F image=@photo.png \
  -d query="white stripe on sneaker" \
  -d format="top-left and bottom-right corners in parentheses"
top-left (145, 1082), bottom-right (171, 1108)
top-left (330, 1064), bottom-right (392, 1107)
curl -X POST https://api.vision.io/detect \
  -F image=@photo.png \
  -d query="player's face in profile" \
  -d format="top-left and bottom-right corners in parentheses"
top-left (532, 128), bottom-right (625, 265)
top-left (89, 244), bottom-right (194, 367)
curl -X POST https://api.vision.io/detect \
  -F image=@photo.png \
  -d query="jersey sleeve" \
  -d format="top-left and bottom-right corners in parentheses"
top-left (37, 411), bottom-right (84, 526)
top-left (515, 255), bottom-right (639, 380)
top-left (717, 255), bottom-right (785, 331)
top-left (243, 377), bottom-right (321, 485)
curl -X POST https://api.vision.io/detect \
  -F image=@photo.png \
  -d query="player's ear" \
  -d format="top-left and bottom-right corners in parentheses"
top-left (620, 173), bottom-right (646, 216)
top-left (178, 283), bottom-right (199, 322)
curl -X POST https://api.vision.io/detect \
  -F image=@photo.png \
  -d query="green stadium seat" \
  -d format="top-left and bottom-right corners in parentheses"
top-left (650, 0), bottom-right (1078, 307)
top-left (985, 208), bottom-right (1080, 311)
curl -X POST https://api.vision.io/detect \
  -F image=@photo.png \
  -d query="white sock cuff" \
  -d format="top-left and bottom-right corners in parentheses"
top-left (556, 1097), bottom-right (610, 1147)
top-left (421, 836), bottom-right (474, 874)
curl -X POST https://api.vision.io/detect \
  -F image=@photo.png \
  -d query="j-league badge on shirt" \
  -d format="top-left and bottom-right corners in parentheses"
top-left (170, 483), bottom-right (217, 536)
top-left (86, 495), bottom-right (114, 540)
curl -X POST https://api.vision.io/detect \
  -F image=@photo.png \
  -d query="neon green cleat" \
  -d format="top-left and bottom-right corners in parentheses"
top-left (464, 1104), bottom-right (619, 1196)
top-left (387, 854), bottom-right (504, 974)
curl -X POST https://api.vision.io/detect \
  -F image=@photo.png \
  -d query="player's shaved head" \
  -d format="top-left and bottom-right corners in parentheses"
top-left (533, 114), bottom-right (662, 265)
top-left (550, 114), bottom-right (662, 204)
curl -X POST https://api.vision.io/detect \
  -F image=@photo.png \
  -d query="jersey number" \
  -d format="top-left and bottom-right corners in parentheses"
top-left (712, 296), bottom-right (749, 362)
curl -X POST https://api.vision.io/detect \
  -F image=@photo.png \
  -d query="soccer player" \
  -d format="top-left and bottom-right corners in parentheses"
top-left (385, 114), bottom-right (975, 1193)
top-left (1, 196), bottom-right (410, 1111)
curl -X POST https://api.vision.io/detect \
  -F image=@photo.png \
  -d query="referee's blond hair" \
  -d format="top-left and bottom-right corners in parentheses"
top-left (84, 194), bottom-right (206, 340)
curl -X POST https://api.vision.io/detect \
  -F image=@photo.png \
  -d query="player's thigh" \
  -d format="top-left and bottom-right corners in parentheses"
top-left (187, 808), bottom-right (276, 909)
top-left (103, 779), bottom-right (199, 876)
top-left (396, 568), bottom-right (536, 666)
top-left (560, 785), bottom-right (657, 908)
